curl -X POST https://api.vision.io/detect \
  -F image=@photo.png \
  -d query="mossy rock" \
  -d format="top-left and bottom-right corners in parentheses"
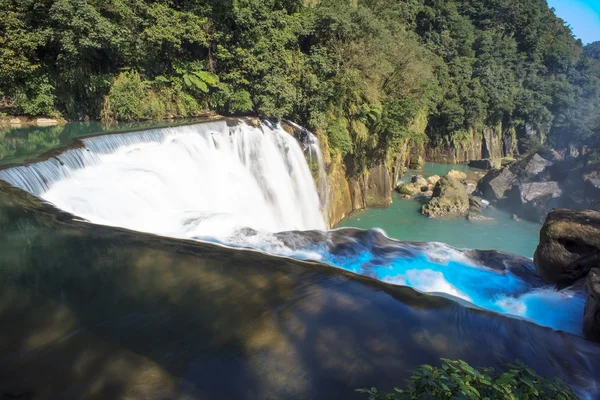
top-left (421, 177), bottom-right (469, 218)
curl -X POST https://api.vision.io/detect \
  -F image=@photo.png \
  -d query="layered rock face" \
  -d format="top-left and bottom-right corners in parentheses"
top-left (327, 160), bottom-right (393, 227)
top-left (534, 209), bottom-right (600, 284)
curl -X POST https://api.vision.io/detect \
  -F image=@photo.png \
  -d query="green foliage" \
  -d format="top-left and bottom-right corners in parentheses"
top-left (0, 0), bottom-right (598, 168)
top-left (13, 75), bottom-right (58, 117)
top-left (358, 359), bottom-right (578, 400)
top-left (584, 41), bottom-right (600, 61)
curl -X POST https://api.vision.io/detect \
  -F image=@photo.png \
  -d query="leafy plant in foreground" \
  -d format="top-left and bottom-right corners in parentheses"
top-left (357, 359), bottom-right (578, 400)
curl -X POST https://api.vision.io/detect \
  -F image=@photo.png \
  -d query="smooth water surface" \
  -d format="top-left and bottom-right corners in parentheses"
top-left (0, 119), bottom-right (207, 166)
top-left (339, 164), bottom-right (541, 258)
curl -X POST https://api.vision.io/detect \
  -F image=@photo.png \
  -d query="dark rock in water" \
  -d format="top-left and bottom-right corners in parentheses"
top-left (584, 268), bottom-right (600, 343)
top-left (511, 153), bottom-right (553, 182)
top-left (421, 177), bottom-right (469, 218)
top-left (466, 213), bottom-right (494, 222)
top-left (468, 195), bottom-right (484, 211)
top-left (477, 168), bottom-right (517, 202)
top-left (469, 159), bottom-right (501, 170)
top-left (411, 175), bottom-right (428, 187)
top-left (534, 209), bottom-right (600, 285)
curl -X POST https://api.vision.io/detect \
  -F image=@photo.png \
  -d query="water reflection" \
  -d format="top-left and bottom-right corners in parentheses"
top-left (1, 184), bottom-right (599, 400)
top-left (0, 119), bottom-right (210, 166)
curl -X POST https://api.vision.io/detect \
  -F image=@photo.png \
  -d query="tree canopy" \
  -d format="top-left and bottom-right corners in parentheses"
top-left (1, 0), bottom-right (598, 169)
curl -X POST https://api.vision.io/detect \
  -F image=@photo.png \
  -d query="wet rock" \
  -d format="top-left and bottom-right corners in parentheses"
top-left (421, 177), bottom-right (469, 218)
top-left (396, 183), bottom-right (419, 196)
top-left (477, 168), bottom-right (517, 202)
top-left (469, 195), bottom-right (484, 211)
top-left (411, 175), bottom-right (428, 187)
top-left (469, 158), bottom-right (501, 170)
top-left (400, 194), bottom-right (412, 200)
top-left (512, 214), bottom-right (520, 222)
top-left (446, 170), bottom-right (467, 181)
top-left (584, 268), bottom-right (600, 343)
top-left (426, 175), bottom-right (441, 186)
top-left (466, 213), bottom-right (494, 222)
top-left (534, 209), bottom-right (600, 285)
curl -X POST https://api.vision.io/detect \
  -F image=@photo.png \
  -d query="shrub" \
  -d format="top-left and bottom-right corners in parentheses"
top-left (13, 75), bottom-right (59, 117)
top-left (358, 359), bottom-right (578, 400)
top-left (103, 71), bottom-right (150, 121)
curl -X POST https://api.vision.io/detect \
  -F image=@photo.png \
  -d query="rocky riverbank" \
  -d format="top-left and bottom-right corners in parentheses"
top-left (475, 152), bottom-right (600, 223)
top-left (0, 116), bottom-right (67, 127)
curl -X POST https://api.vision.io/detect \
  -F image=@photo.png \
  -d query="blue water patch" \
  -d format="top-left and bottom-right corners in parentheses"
top-left (310, 245), bottom-right (585, 336)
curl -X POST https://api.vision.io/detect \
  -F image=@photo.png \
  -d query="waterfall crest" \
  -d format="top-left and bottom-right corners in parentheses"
top-left (0, 119), bottom-right (327, 237)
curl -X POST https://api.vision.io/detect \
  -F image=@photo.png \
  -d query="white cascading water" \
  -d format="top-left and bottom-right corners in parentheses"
top-left (0, 120), bottom-right (327, 239)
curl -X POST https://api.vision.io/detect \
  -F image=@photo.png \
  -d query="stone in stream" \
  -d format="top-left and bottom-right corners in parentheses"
top-left (446, 169), bottom-right (467, 181)
top-left (421, 176), bottom-right (469, 218)
top-left (584, 268), bottom-right (600, 343)
top-left (466, 213), bottom-right (494, 222)
top-left (396, 183), bottom-right (420, 196)
top-left (477, 168), bottom-right (517, 202)
top-left (534, 209), bottom-right (600, 285)
top-left (426, 175), bottom-right (441, 186)
top-left (411, 175), bottom-right (428, 187)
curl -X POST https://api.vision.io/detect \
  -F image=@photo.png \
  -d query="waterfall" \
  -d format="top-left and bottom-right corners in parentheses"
top-left (0, 119), bottom-right (327, 238)
top-left (0, 118), bottom-right (587, 338)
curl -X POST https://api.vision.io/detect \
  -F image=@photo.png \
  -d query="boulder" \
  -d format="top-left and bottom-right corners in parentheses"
top-left (511, 153), bottom-right (553, 181)
top-left (468, 195), bottom-right (484, 211)
top-left (396, 183), bottom-right (419, 196)
top-left (469, 158), bottom-right (501, 170)
top-left (466, 213), bottom-right (494, 222)
top-left (584, 268), bottom-right (600, 343)
top-left (409, 155), bottom-right (423, 169)
top-left (516, 182), bottom-right (562, 204)
top-left (534, 209), bottom-right (600, 285)
top-left (411, 175), bottom-right (428, 187)
top-left (477, 168), bottom-right (517, 202)
top-left (427, 175), bottom-right (441, 186)
top-left (446, 170), bottom-right (467, 180)
top-left (400, 194), bottom-right (412, 200)
top-left (421, 177), bottom-right (469, 218)
top-left (512, 182), bottom-right (563, 222)
top-left (9, 118), bottom-right (21, 125)
top-left (35, 118), bottom-right (59, 127)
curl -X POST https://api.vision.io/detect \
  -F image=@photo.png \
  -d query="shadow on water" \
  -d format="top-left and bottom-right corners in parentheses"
top-left (1, 183), bottom-right (600, 400)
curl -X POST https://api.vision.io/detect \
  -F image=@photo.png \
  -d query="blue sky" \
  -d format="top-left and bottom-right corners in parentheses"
top-left (547, 0), bottom-right (600, 44)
